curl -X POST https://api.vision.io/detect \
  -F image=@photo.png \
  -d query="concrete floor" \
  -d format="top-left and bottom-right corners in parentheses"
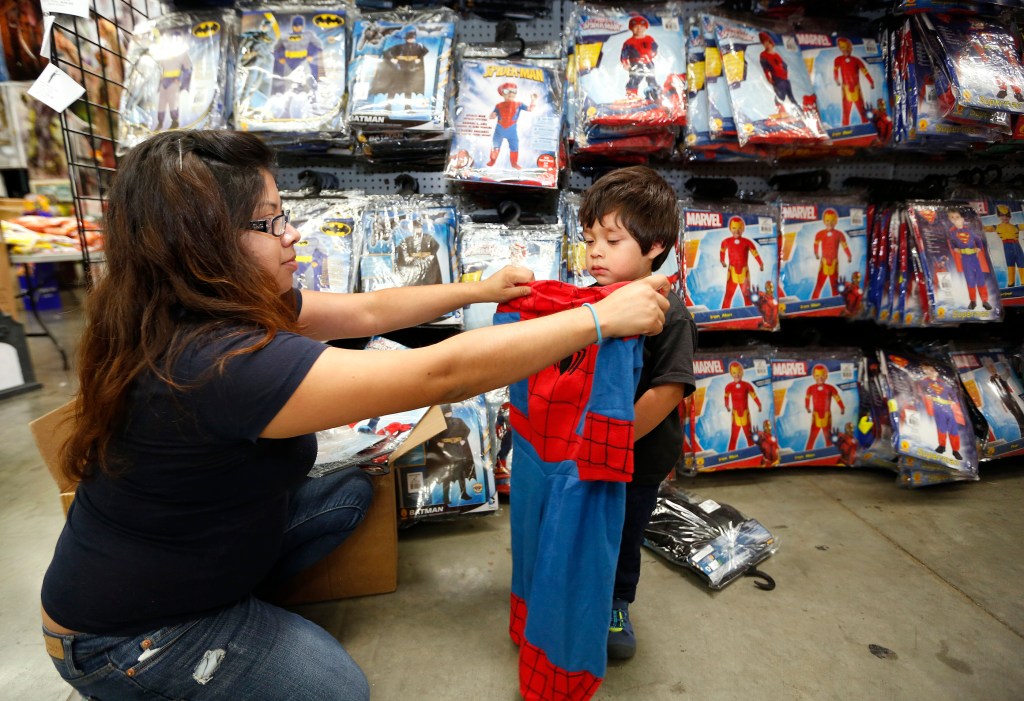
top-left (3, 295), bottom-right (1023, 701)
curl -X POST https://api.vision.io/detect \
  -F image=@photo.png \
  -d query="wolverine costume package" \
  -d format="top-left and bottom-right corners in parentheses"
top-left (976, 196), bottom-right (1024, 306)
top-left (950, 348), bottom-right (1024, 460)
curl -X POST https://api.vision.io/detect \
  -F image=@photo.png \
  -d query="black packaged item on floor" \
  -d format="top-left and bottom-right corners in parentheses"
top-left (643, 481), bottom-right (778, 590)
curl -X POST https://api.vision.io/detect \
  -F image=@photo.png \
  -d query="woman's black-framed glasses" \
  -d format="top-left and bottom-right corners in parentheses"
top-left (248, 210), bottom-right (291, 237)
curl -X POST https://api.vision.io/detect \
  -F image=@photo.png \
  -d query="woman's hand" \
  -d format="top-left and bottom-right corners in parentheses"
top-left (480, 265), bottom-right (535, 304)
top-left (593, 275), bottom-right (670, 339)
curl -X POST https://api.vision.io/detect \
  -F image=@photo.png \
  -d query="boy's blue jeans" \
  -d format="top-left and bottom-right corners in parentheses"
top-left (43, 466), bottom-right (374, 701)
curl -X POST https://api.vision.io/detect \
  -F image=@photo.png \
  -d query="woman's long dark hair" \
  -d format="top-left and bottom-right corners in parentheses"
top-left (61, 130), bottom-right (299, 482)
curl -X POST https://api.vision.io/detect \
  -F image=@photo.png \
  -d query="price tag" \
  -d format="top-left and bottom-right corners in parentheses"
top-left (28, 63), bottom-right (85, 113)
top-left (41, 0), bottom-right (90, 18)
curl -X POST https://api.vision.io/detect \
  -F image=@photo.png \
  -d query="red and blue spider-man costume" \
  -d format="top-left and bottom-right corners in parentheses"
top-left (495, 280), bottom-right (643, 701)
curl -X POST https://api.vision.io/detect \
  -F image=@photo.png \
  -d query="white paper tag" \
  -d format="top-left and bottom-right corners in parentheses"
top-left (41, 0), bottom-right (90, 18)
top-left (40, 15), bottom-right (55, 60)
top-left (28, 63), bottom-right (85, 113)
top-left (698, 499), bottom-right (721, 514)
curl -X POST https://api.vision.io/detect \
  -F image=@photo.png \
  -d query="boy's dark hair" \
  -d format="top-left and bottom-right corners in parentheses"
top-left (579, 166), bottom-right (680, 270)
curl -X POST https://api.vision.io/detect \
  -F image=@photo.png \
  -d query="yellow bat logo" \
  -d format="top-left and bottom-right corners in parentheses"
top-left (313, 14), bottom-right (345, 29)
top-left (321, 221), bottom-right (352, 236)
top-left (193, 21), bottom-right (221, 38)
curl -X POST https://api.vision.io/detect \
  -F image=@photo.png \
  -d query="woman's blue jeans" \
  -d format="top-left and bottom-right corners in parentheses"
top-left (44, 466), bottom-right (374, 701)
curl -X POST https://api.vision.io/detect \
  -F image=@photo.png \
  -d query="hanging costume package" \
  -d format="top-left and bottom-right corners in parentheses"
top-left (234, 4), bottom-right (351, 143)
top-left (559, 189), bottom-right (597, 288)
top-left (346, 8), bottom-right (456, 132)
top-left (458, 222), bottom-right (562, 330)
top-left (286, 191), bottom-right (367, 295)
top-left (683, 349), bottom-right (777, 473)
top-left (393, 395), bottom-right (498, 525)
top-left (642, 482), bottom-right (778, 590)
top-left (770, 350), bottom-right (862, 467)
top-left (711, 16), bottom-right (828, 147)
top-left (865, 205), bottom-right (892, 323)
top-left (977, 197), bottom-right (1024, 307)
top-left (485, 386), bottom-right (513, 495)
top-left (571, 3), bottom-right (688, 130)
top-left (702, 14), bottom-right (738, 142)
top-left (778, 196), bottom-right (869, 318)
top-left (905, 201), bottom-right (1003, 324)
top-left (797, 26), bottom-right (890, 148)
top-left (682, 202), bottom-right (780, 331)
top-left (118, 11), bottom-right (236, 152)
top-left (949, 348), bottom-right (1024, 460)
top-left (879, 350), bottom-right (980, 486)
top-left (445, 45), bottom-right (564, 188)
top-left (496, 280), bottom-right (644, 701)
top-left (858, 356), bottom-right (899, 469)
top-left (358, 195), bottom-right (461, 326)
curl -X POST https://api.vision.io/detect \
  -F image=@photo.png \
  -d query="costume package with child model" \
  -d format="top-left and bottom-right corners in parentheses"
top-left (770, 351), bottom-right (862, 467)
top-left (879, 350), bottom-right (980, 485)
top-left (571, 3), bottom-right (687, 129)
top-left (393, 396), bottom-right (498, 525)
top-left (905, 202), bottom-right (1003, 324)
top-left (358, 195), bottom-right (460, 325)
top-left (778, 196), bottom-right (868, 318)
top-left (445, 47), bottom-right (563, 188)
top-left (949, 348), bottom-right (1024, 460)
top-left (286, 191), bottom-right (367, 295)
top-left (559, 190), bottom-right (597, 288)
top-left (796, 27), bottom-right (889, 147)
top-left (234, 5), bottom-right (350, 139)
top-left (682, 202), bottom-right (780, 331)
top-left (711, 15), bottom-right (827, 146)
top-left (977, 197), bottom-right (1024, 306)
top-left (683, 350), bottom-right (776, 473)
top-left (346, 8), bottom-right (456, 132)
top-left (857, 356), bottom-right (898, 469)
top-left (118, 10), bottom-right (237, 151)
top-left (458, 222), bottom-right (562, 330)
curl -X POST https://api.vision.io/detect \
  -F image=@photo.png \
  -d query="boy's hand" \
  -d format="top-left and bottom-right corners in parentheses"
top-left (594, 275), bottom-right (670, 338)
top-left (481, 265), bottom-right (534, 303)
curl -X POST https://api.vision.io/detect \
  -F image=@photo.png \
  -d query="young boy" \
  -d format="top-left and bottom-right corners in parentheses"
top-left (579, 166), bottom-right (698, 660)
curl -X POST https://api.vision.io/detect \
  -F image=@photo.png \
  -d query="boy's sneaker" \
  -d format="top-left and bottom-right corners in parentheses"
top-left (607, 599), bottom-right (636, 659)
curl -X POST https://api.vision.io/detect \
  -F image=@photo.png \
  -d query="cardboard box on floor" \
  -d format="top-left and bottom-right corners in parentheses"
top-left (29, 402), bottom-right (448, 603)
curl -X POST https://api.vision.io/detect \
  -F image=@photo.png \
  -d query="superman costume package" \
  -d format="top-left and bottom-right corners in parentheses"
top-left (778, 196), bottom-right (869, 318)
top-left (682, 202), bottom-right (780, 331)
top-left (285, 191), bottom-right (367, 294)
top-left (796, 27), bottom-right (889, 147)
top-left (642, 482), bottom-right (777, 590)
top-left (711, 16), bottom-right (827, 147)
top-left (496, 281), bottom-right (643, 701)
top-left (234, 4), bottom-right (350, 141)
top-left (458, 221), bottom-right (562, 330)
top-left (393, 396), bottom-right (498, 525)
top-left (683, 349), bottom-right (776, 473)
top-left (879, 350), bottom-right (980, 486)
top-left (346, 8), bottom-right (456, 132)
top-left (445, 48), bottom-right (564, 188)
top-left (358, 195), bottom-right (461, 326)
top-left (570, 3), bottom-right (688, 130)
top-left (949, 348), bottom-right (1024, 460)
top-left (118, 11), bottom-right (236, 151)
top-left (905, 202), bottom-right (1003, 324)
top-left (977, 197), bottom-right (1024, 306)
top-left (771, 351), bottom-right (862, 467)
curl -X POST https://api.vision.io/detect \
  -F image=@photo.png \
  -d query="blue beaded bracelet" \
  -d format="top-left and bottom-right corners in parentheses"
top-left (581, 303), bottom-right (602, 345)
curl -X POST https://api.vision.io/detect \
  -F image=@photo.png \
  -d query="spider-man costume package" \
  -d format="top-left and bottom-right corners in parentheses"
top-left (711, 16), bottom-right (827, 147)
top-left (976, 197), bottom-right (1024, 306)
top-left (118, 10), bottom-right (236, 151)
top-left (485, 386), bottom-right (513, 495)
top-left (286, 191), bottom-right (367, 295)
top-left (682, 202), bottom-right (780, 331)
top-left (879, 350), bottom-right (980, 486)
top-left (346, 8), bottom-right (456, 132)
top-left (778, 196), bottom-right (868, 318)
top-left (393, 396), bottom-right (498, 525)
top-left (234, 4), bottom-right (350, 141)
top-left (458, 221), bottom-right (562, 329)
top-left (642, 482), bottom-right (777, 589)
top-left (949, 348), bottom-right (1024, 460)
top-left (495, 281), bottom-right (644, 701)
top-left (445, 50), bottom-right (564, 188)
top-left (682, 350), bottom-right (776, 473)
top-left (358, 195), bottom-right (461, 326)
top-left (905, 202), bottom-right (1003, 324)
top-left (570, 3), bottom-right (688, 130)
top-left (771, 351), bottom-right (862, 467)
top-left (797, 28), bottom-right (889, 147)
